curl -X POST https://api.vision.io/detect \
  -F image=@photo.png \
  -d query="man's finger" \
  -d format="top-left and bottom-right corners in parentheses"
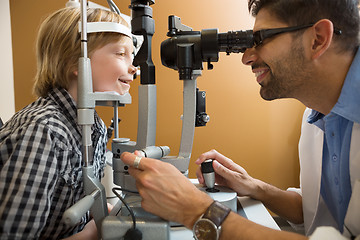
top-left (120, 152), bottom-right (146, 170)
top-left (195, 150), bottom-right (234, 170)
top-left (213, 160), bottom-right (234, 178)
top-left (195, 167), bottom-right (204, 184)
top-left (128, 167), bottom-right (143, 179)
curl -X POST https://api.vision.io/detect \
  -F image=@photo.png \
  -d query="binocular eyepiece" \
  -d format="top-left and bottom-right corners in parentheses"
top-left (160, 15), bottom-right (253, 79)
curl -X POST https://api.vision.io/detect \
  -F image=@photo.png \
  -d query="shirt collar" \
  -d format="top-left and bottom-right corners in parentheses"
top-left (48, 87), bottom-right (81, 136)
top-left (307, 110), bottom-right (324, 124)
top-left (48, 87), bottom-right (107, 140)
top-left (331, 48), bottom-right (360, 124)
top-left (308, 48), bottom-right (360, 125)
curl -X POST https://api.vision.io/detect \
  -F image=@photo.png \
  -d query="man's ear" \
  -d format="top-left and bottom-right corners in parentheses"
top-left (310, 19), bottom-right (334, 60)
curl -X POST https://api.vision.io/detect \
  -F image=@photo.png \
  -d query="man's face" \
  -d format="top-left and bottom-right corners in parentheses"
top-left (91, 36), bottom-right (136, 95)
top-left (242, 8), bottom-right (312, 101)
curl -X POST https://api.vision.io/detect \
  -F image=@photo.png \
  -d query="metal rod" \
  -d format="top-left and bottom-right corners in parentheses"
top-left (114, 102), bottom-right (119, 139)
top-left (80, 0), bottom-right (87, 58)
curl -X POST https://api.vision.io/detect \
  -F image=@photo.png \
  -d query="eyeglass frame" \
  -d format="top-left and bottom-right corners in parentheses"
top-left (252, 24), bottom-right (342, 48)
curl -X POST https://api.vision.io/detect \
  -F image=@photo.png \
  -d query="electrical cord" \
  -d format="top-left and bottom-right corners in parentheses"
top-left (344, 224), bottom-right (355, 240)
top-left (113, 187), bottom-right (139, 195)
top-left (112, 187), bottom-right (142, 240)
top-left (112, 187), bottom-right (138, 228)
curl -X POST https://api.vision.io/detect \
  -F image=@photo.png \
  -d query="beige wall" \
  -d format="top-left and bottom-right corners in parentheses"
top-left (10, 0), bottom-right (304, 190)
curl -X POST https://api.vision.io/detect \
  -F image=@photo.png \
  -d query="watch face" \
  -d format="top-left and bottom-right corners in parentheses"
top-left (194, 219), bottom-right (218, 240)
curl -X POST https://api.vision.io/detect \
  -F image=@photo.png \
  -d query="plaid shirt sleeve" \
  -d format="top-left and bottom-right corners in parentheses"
top-left (0, 88), bottom-right (107, 240)
top-left (0, 117), bottom-right (82, 240)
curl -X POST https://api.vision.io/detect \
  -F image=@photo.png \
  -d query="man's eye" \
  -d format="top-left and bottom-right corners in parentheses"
top-left (116, 52), bottom-right (126, 56)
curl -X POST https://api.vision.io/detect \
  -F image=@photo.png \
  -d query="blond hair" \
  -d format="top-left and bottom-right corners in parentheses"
top-left (34, 7), bottom-right (130, 97)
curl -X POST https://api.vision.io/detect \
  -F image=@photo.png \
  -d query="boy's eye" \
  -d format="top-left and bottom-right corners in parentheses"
top-left (116, 52), bottom-right (126, 56)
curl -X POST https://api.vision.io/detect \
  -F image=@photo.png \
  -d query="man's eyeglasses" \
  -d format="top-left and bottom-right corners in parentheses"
top-left (252, 24), bottom-right (342, 48)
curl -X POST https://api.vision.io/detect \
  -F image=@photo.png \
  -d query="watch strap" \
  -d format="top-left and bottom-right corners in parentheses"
top-left (203, 201), bottom-right (231, 227)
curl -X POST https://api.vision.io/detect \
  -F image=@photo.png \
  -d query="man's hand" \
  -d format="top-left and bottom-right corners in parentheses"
top-left (196, 150), bottom-right (304, 224)
top-left (120, 152), bottom-right (213, 229)
top-left (195, 149), bottom-right (260, 198)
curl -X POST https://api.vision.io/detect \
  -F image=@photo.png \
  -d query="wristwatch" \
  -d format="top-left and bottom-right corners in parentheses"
top-left (193, 201), bottom-right (231, 240)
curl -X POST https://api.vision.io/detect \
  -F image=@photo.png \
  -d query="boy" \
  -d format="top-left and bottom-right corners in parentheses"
top-left (0, 6), bottom-right (136, 239)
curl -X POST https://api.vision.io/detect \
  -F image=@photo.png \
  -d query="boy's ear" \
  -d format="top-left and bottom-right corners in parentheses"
top-left (310, 19), bottom-right (334, 60)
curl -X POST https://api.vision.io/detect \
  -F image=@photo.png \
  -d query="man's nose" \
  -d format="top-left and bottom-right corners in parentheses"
top-left (241, 48), bottom-right (257, 66)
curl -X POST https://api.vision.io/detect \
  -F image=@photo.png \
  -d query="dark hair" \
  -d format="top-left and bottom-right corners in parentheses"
top-left (248, 0), bottom-right (360, 52)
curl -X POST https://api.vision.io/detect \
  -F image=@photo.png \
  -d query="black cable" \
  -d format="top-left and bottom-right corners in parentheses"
top-left (114, 187), bottom-right (139, 195)
top-left (344, 224), bottom-right (355, 240)
top-left (112, 187), bottom-right (143, 240)
top-left (112, 187), bottom-right (138, 228)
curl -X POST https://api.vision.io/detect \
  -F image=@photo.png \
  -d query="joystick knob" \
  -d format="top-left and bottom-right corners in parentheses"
top-left (201, 159), bottom-right (219, 192)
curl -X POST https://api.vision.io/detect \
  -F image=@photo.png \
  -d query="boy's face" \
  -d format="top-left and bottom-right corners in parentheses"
top-left (90, 36), bottom-right (136, 95)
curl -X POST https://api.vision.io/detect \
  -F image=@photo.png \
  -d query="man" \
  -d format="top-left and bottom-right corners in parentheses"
top-left (120, 0), bottom-right (360, 239)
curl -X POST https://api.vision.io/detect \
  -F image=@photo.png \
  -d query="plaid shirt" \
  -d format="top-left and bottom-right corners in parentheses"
top-left (0, 88), bottom-right (107, 239)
